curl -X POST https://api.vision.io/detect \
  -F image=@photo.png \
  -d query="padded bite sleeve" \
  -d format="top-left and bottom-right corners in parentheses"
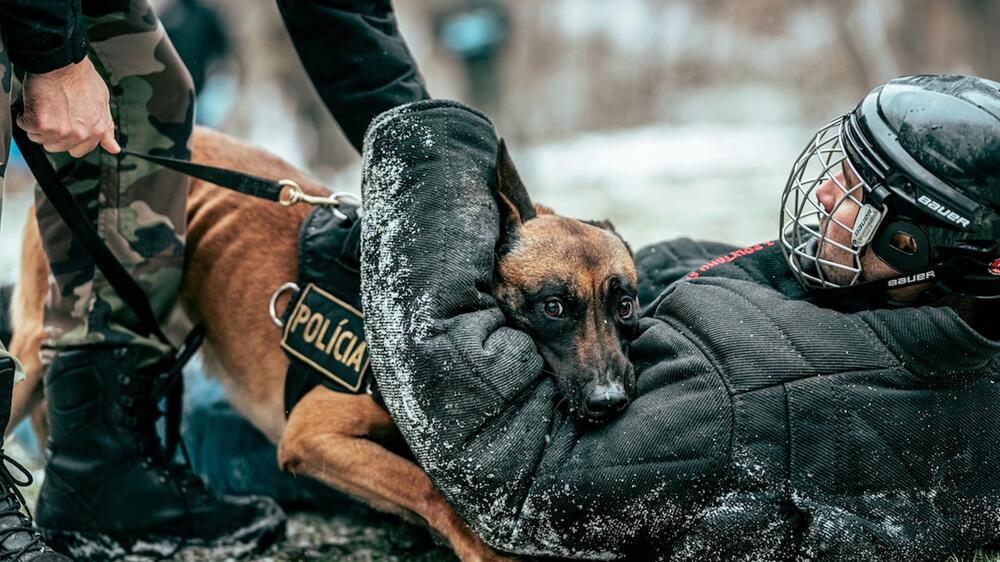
top-left (360, 100), bottom-right (729, 559)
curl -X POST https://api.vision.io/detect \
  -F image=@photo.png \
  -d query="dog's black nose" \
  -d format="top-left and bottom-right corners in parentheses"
top-left (585, 382), bottom-right (629, 418)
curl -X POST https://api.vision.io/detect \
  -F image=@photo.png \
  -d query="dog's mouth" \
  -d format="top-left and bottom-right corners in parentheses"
top-left (578, 406), bottom-right (627, 426)
top-left (578, 396), bottom-right (630, 425)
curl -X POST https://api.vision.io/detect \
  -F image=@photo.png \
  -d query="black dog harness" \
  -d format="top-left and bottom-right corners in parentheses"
top-left (273, 205), bottom-right (382, 416)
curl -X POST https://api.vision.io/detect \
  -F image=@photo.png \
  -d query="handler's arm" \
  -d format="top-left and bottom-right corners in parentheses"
top-left (276, 0), bottom-right (430, 152)
top-left (361, 101), bottom-right (719, 559)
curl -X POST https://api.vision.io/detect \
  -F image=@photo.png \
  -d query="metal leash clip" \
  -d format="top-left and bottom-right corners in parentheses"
top-left (278, 180), bottom-right (364, 220)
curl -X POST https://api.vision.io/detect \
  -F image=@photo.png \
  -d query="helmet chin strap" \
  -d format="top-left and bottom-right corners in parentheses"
top-left (807, 264), bottom-right (941, 310)
top-left (808, 250), bottom-right (1000, 311)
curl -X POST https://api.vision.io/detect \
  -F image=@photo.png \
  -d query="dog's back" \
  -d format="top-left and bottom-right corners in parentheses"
top-left (183, 127), bottom-right (332, 442)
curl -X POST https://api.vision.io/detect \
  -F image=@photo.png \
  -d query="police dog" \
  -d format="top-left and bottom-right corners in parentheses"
top-left (10, 127), bottom-right (638, 562)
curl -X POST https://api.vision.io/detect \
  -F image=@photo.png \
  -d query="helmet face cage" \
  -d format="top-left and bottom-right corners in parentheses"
top-left (780, 116), bottom-right (884, 290)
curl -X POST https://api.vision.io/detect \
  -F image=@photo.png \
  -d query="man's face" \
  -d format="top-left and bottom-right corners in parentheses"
top-left (814, 161), bottom-right (905, 289)
top-left (781, 120), bottom-right (940, 300)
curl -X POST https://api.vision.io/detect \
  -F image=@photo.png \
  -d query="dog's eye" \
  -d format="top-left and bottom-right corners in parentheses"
top-left (617, 297), bottom-right (635, 319)
top-left (543, 298), bottom-right (565, 318)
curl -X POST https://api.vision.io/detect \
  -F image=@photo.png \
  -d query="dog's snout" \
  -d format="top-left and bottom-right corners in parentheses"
top-left (584, 382), bottom-right (629, 419)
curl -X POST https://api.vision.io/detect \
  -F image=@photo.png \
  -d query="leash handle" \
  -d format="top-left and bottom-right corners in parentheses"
top-left (11, 100), bottom-right (173, 348)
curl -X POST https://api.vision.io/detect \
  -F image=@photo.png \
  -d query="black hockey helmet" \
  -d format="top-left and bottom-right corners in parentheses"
top-left (780, 74), bottom-right (1000, 301)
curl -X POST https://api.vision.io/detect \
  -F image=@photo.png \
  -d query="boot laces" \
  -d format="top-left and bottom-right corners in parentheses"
top-left (117, 371), bottom-right (211, 497)
top-left (0, 452), bottom-right (46, 559)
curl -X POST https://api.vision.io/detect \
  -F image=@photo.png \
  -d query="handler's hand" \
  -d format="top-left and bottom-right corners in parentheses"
top-left (18, 57), bottom-right (121, 157)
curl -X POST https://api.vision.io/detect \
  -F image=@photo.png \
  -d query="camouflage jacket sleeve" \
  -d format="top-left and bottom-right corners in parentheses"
top-left (0, 0), bottom-right (88, 74)
top-left (276, 0), bottom-right (430, 153)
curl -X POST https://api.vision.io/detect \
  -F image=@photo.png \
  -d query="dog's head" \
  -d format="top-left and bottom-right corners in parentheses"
top-left (492, 140), bottom-right (639, 425)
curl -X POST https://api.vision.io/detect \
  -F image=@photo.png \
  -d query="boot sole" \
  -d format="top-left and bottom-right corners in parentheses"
top-left (39, 498), bottom-right (286, 561)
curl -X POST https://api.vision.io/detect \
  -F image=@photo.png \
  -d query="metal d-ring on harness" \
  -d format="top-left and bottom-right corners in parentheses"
top-left (269, 282), bottom-right (300, 328)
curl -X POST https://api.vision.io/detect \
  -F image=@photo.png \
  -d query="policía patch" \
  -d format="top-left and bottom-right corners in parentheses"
top-left (280, 283), bottom-right (370, 393)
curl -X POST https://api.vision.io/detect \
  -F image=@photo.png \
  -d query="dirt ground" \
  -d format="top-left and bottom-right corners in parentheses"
top-left (231, 511), bottom-right (456, 562)
top-left (8, 440), bottom-right (452, 562)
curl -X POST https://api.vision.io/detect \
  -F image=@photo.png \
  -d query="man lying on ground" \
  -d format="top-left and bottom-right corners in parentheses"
top-left (359, 75), bottom-right (1000, 561)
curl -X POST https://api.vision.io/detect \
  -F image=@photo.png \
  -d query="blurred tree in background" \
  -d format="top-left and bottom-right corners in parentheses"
top-left (0, 0), bottom-right (991, 192)
top-left (145, 0), bottom-right (995, 178)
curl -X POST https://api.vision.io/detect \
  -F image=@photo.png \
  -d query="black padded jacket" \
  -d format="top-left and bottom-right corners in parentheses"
top-left (360, 100), bottom-right (1000, 562)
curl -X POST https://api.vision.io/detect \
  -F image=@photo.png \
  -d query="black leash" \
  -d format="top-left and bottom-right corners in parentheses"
top-left (118, 147), bottom-right (361, 218)
top-left (119, 149), bottom-right (288, 203)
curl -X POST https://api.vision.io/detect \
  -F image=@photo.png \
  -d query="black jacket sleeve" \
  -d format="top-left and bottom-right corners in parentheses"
top-left (360, 101), bottom-right (1000, 561)
top-left (277, 0), bottom-right (430, 152)
top-left (634, 237), bottom-right (739, 305)
top-left (0, 0), bottom-right (88, 74)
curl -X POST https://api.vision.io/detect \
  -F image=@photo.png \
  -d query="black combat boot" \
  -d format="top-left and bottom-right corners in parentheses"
top-left (0, 356), bottom-right (71, 561)
top-left (35, 346), bottom-right (286, 561)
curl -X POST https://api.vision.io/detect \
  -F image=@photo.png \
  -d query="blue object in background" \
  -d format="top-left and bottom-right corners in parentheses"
top-left (439, 8), bottom-right (507, 60)
top-left (12, 416), bottom-right (42, 464)
top-left (181, 357), bottom-right (362, 512)
top-left (9, 139), bottom-right (26, 172)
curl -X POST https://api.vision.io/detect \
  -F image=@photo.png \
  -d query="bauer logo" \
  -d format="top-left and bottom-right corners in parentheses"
top-left (887, 270), bottom-right (936, 287)
top-left (990, 259), bottom-right (1000, 276)
top-left (916, 195), bottom-right (971, 228)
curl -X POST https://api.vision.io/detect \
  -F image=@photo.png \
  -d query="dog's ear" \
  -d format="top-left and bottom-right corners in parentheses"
top-left (584, 219), bottom-right (616, 231)
top-left (584, 218), bottom-right (633, 257)
top-left (495, 139), bottom-right (536, 232)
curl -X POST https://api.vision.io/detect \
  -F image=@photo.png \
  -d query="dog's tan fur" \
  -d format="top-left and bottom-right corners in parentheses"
top-left (9, 207), bottom-right (51, 444)
top-left (496, 216), bottom-right (635, 306)
top-left (10, 127), bottom-right (631, 561)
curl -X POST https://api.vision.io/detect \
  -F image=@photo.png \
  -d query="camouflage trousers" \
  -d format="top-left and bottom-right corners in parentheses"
top-left (0, 0), bottom-right (194, 368)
